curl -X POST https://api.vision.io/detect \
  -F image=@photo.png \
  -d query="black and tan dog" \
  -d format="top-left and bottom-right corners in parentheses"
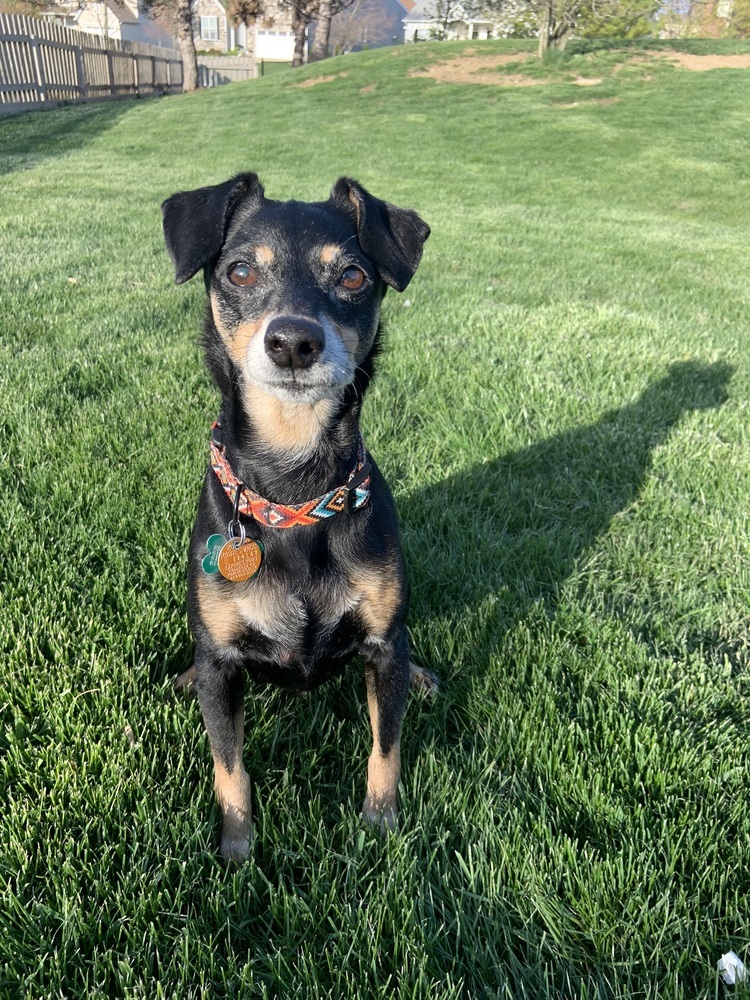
top-left (161, 173), bottom-right (432, 863)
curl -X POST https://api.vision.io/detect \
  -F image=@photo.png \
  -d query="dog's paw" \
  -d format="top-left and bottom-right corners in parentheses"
top-left (220, 825), bottom-right (253, 867)
top-left (174, 665), bottom-right (197, 697)
top-left (409, 660), bottom-right (439, 696)
top-left (362, 797), bottom-right (398, 833)
top-left (218, 787), bottom-right (253, 867)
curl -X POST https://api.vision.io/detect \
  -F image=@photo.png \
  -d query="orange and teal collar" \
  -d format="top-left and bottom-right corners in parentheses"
top-left (209, 420), bottom-right (372, 529)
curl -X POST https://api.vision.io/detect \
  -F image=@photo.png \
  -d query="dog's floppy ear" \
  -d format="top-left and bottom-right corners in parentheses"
top-left (161, 173), bottom-right (264, 285)
top-left (331, 178), bottom-right (430, 292)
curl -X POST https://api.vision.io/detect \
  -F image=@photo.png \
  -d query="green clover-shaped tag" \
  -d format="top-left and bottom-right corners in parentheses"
top-left (202, 533), bottom-right (226, 574)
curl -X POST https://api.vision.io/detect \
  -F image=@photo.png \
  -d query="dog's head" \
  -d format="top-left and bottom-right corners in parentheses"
top-left (162, 174), bottom-right (429, 405)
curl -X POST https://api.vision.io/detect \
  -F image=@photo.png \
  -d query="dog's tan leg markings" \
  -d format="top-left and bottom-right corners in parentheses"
top-left (351, 567), bottom-right (401, 638)
top-left (211, 709), bottom-right (252, 865)
top-left (409, 659), bottom-right (440, 695)
top-left (362, 667), bottom-right (400, 830)
top-left (196, 575), bottom-right (244, 646)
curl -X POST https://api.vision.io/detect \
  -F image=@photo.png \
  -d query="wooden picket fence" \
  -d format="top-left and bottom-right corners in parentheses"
top-left (197, 55), bottom-right (255, 88)
top-left (0, 12), bottom-right (183, 115)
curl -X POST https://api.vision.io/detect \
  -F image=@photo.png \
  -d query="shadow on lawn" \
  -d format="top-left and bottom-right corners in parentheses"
top-left (0, 99), bottom-right (136, 177)
top-left (402, 359), bottom-right (732, 644)
top-left (163, 361), bottom-right (733, 821)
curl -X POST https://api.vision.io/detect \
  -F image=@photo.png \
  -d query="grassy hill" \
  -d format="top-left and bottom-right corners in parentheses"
top-left (1, 39), bottom-right (750, 999)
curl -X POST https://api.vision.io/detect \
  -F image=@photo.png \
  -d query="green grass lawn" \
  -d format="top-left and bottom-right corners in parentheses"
top-left (2, 38), bottom-right (750, 999)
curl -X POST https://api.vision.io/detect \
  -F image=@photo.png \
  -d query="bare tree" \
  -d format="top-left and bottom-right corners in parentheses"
top-left (310, 0), bottom-right (330, 57)
top-left (281, 0), bottom-right (356, 65)
top-left (481, 0), bottom-right (656, 57)
top-left (329, 0), bottom-right (385, 52)
top-left (227, 0), bottom-right (263, 56)
top-left (170, 0), bottom-right (199, 90)
top-left (428, 0), bottom-right (460, 38)
top-left (277, 0), bottom-right (318, 65)
top-left (139, 0), bottom-right (199, 90)
top-left (534, 0), bottom-right (582, 54)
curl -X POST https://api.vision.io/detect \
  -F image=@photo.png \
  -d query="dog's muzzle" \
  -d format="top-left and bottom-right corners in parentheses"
top-left (264, 317), bottom-right (324, 371)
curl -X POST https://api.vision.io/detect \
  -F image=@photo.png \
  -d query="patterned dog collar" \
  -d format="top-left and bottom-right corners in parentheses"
top-left (209, 421), bottom-right (372, 528)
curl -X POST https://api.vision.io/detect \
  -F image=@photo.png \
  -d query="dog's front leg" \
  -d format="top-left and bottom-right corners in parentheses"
top-left (362, 630), bottom-right (411, 831)
top-left (194, 653), bottom-right (252, 864)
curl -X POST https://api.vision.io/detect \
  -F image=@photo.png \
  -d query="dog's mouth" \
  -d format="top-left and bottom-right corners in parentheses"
top-left (258, 366), bottom-right (354, 403)
top-left (243, 315), bottom-right (357, 403)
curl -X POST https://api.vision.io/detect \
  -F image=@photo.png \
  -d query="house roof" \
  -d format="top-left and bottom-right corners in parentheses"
top-left (57, 0), bottom-right (139, 25)
top-left (193, 0), bottom-right (227, 13)
top-left (401, 0), bottom-right (437, 20)
top-left (106, 0), bottom-right (138, 24)
top-left (397, 0), bottom-right (417, 11)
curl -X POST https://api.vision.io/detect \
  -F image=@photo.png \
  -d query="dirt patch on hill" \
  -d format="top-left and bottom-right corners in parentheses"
top-left (669, 52), bottom-right (750, 71)
top-left (554, 96), bottom-right (620, 108)
top-left (411, 53), bottom-right (606, 87)
top-left (294, 73), bottom-right (348, 88)
top-left (409, 52), bottom-right (534, 85)
top-left (410, 49), bottom-right (750, 87)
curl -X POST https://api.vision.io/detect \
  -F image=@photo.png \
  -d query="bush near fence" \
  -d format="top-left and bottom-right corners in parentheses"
top-left (0, 12), bottom-right (183, 114)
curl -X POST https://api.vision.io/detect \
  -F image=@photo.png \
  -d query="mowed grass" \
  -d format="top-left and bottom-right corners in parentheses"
top-left (1, 39), bottom-right (750, 999)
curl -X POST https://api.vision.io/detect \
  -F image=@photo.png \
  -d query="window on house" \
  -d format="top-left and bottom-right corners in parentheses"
top-left (200, 16), bottom-right (219, 40)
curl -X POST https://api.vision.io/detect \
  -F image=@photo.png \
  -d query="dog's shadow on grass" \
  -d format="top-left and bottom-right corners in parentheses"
top-left (401, 359), bottom-right (733, 670)
top-left (304, 359), bottom-right (732, 749)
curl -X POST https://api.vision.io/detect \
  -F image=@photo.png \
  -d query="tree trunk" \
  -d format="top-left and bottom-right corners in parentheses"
top-left (550, 25), bottom-right (573, 50)
top-left (292, 7), bottom-right (307, 66)
top-left (245, 17), bottom-right (256, 61)
top-left (311, 0), bottom-right (331, 60)
top-left (548, 0), bottom-right (581, 51)
top-left (176, 0), bottom-right (199, 91)
top-left (537, 0), bottom-right (551, 58)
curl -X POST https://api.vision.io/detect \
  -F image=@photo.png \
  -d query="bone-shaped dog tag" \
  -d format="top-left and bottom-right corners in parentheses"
top-left (202, 534), bottom-right (226, 574)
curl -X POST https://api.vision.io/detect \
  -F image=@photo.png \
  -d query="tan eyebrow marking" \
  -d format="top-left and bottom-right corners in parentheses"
top-left (320, 244), bottom-right (340, 265)
top-left (255, 245), bottom-right (274, 264)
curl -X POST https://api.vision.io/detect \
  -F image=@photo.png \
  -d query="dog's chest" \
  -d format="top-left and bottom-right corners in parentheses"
top-left (226, 567), bottom-right (362, 674)
top-left (240, 577), bottom-right (354, 642)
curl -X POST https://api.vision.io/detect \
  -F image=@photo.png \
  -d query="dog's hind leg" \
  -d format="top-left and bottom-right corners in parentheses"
top-left (194, 654), bottom-right (252, 865)
top-left (174, 664), bottom-right (197, 696)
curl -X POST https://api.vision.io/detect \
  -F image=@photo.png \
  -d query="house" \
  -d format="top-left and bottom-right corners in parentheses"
top-left (309, 0), bottom-right (410, 54)
top-left (44, 0), bottom-right (176, 48)
top-left (47, 0), bottom-right (298, 60)
top-left (193, 0), bottom-right (299, 60)
top-left (402, 0), bottom-right (497, 42)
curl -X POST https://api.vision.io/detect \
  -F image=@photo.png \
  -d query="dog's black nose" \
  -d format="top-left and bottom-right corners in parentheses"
top-left (264, 318), bottom-right (324, 370)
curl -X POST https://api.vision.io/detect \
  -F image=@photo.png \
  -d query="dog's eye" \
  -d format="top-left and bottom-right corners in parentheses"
top-left (228, 263), bottom-right (257, 287)
top-left (340, 266), bottom-right (365, 291)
